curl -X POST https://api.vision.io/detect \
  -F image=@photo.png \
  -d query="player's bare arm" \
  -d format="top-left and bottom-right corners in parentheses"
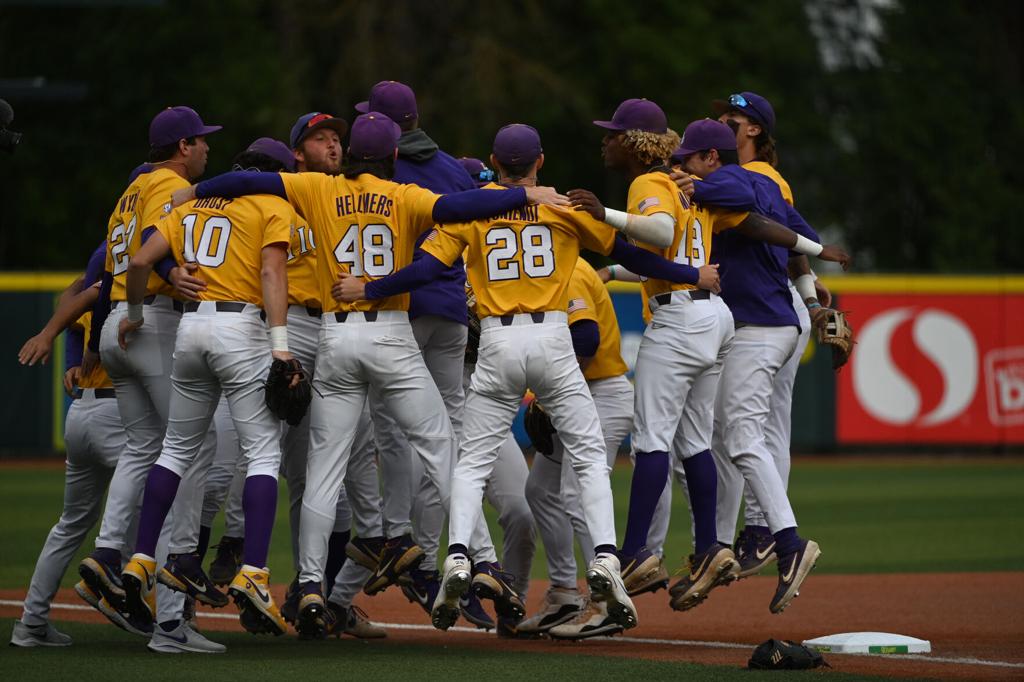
top-left (171, 184), bottom-right (197, 208)
top-left (524, 185), bottom-right (570, 207)
top-left (567, 189), bottom-right (674, 248)
top-left (168, 261), bottom-right (207, 301)
top-left (18, 275), bottom-right (98, 365)
top-left (736, 213), bottom-right (851, 270)
top-left (332, 270), bottom-right (365, 303)
top-left (118, 230), bottom-right (171, 349)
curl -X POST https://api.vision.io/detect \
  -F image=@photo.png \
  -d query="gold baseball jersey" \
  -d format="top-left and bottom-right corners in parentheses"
top-left (567, 258), bottom-right (628, 381)
top-left (422, 184), bottom-right (617, 318)
top-left (157, 195), bottom-right (293, 306)
top-left (281, 172), bottom-right (439, 313)
top-left (285, 210), bottom-right (319, 308)
top-left (627, 171), bottom-right (747, 298)
top-left (75, 311), bottom-right (113, 390)
top-left (743, 161), bottom-right (793, 206)
top-left (105, 167), bottom-right (189, 301)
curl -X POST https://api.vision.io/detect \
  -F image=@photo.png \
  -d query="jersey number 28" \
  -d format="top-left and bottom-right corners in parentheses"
top-left (485, 225), bottom-right (554, 281)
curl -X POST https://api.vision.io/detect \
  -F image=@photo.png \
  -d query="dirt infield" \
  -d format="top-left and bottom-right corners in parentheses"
top-left (4, 572), bottom-right (1022, 680)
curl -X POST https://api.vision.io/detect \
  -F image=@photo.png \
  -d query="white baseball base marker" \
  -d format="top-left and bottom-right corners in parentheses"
top-left (803, 631), bottom-right (931, 654)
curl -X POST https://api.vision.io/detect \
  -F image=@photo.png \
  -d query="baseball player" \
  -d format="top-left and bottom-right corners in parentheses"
top-left (11, 246), bottom-right (124, 647)
top-left (335, 123), bottom-right (717, 633)
top-left (78, 107), bottom-right (221, 640)
top-left (711, 92), bottom-right (829, 578)
top-left (520, 257), bottom-right (634, 639)
top-left (182, 112), bottom-right (561, 639)
top-left (457, 157), bottom-right (497, 187)
top-left (118, 138), bottom-right (301, 651)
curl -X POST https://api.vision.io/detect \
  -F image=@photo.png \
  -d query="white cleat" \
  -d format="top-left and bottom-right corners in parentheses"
top-left (9, 621), bottom-right (72, 647)
top-left (147, 621), bottom-right (226, 654)
top-left (517, 587), bottom-right (585, 635)
top-left (430, 554), bottom-right (471, 631)
top-left (585, 553), bottom-right (638, 630)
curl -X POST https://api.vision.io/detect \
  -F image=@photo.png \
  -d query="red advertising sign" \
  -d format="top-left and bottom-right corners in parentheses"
top-left (837, 294), bottom-right (1024, 444)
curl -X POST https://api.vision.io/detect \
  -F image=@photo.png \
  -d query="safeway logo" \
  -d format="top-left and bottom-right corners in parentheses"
top-left (852, 308), bottom-right (978, 426)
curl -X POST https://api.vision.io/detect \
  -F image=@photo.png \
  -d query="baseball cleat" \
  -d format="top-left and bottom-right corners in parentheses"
top-left (158, 552), bottom-right (229, 608)
top-left (208, 536), bottom-right (243, 587)
top-left (547, 598), bottom-right (624, 641)
top-left (517, 586), bottom-right (585, 635)
top-left (496, 615), bottom-right (538, 639)
top-left (585, 553), bottom-right (638, 630)
top-left (121, 553), bottom-right (158, 627)
top-left (431, 554), bottom-right (471, 631)
top-left (460, 589), bottom-right (496, 630)
top-left (147, 621), bottom-right (226, 654)
top-left (228, 565), bottom-right (287, 636)
top-left (74, 579), bottom-right (101, 610)
top-left (279, 575), bottom-right (300, 624)
top-left (345, 535), bottom-right (386, 571)
top-left (619, 546), bottom-right (670, 596)
top-left (78, 551), bottom-right (126, 608)
top-left (77, 578), bottom-right (145, 635)
top-left (9, 621), bottom-right (72, 648)
top-left (770, 539), bottom-right (821, 614)
top-left (400, 568), bottom-right (440, 616)
top-left (294, 581), bottom-right (327, 640)
top-left (668, 543), bottom-right (740, 612)
top-left (326, 603), bottom-right (387, 639)
top-left (363, 533), bottom-right (424, 595)
top-left (735, 526), bottom-right (777, 579)
top-left (471, 561), bottom-right (524, 621)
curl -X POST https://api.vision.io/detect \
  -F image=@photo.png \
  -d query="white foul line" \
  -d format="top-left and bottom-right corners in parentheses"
top-left (3, 599), bottom-right (1022, 670)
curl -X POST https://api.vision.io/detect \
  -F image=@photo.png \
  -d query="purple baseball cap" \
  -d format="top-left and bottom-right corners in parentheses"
top-left (348, 112), bottom-right (402, 161)
top-left (355, 81), bottom-right (418, 124)
top-left (149, 106), bottom-right (221, 147)
top-left (289, 112), bottom-right (349, 150)
top-left (492, 124), bottom-right (542, 166)
top-left (593, 98), bottom-right (667, 134)
top-left (245, 137), bottom-right (296, 172)
top-left (711, 91), bottom-right (776, 134)
top-left (458, 157), bottom-right (495, 187)
top-left (672, 119), bottom-right (738, 161)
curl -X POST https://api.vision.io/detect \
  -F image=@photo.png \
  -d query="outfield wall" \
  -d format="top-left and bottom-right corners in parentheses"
top-left (3, 273), bottom-right (1022, 455)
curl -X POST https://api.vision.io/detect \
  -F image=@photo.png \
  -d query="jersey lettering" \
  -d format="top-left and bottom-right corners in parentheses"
top-left (675, 216), bottom-right (706, 267)
top-left (109, 215), bottom-right (138, 276)
top-left (484, 224), bottom-right (555, 281)
top-left (182, 213), bottom-right (232, 267)
top-left (332, 223), bottom-right (395, 276)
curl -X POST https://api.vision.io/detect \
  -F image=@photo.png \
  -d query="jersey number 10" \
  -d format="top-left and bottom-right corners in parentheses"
top-left (182, 214), bottom-right (232, 267)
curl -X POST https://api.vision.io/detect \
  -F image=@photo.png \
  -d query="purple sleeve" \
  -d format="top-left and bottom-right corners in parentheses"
top-left (692, 168), bottom-right (756, 210)
top-left (609, 237), bottom-right (698, 284)
top-left (195, 172), bottom-right (286, 200)
top-left (88, 271), bottom-right (113, 352)
top-left (84, 242), bottom-right (106, 287)
top-left (432, 187), bottom-right (527, 223)
top-left (65, 327), bottom-right (84, 370)
top-left (785, 204), bottom-right (820, 242)
top-left (569, 319), bottom-right (600, 358)
top-left (364, 252), bottom-right (449, 300)
top-left (141, 226), bottom-right (177, 283)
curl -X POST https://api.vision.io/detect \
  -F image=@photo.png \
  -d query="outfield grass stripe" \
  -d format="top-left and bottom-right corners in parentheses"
top-left (5, 599), bottom-right (1022, 670)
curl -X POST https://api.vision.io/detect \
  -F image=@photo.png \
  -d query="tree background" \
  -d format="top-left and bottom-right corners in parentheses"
top-left (0, 0), bottom-right (1021, 273)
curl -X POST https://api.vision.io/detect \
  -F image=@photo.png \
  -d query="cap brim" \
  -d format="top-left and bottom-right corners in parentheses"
top-left (308, 118), bottom-right (350, 140)
top-left (592, 120), bottom-right (624, 131)
top-left (355, 101), bottom-right (370, 113)
top-left (198, 124), bottom-right (222, 136)
top-left (671, 146), bottom-right (699, 161)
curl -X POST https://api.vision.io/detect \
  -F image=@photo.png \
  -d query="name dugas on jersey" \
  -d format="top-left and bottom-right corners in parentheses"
top-left (422, 185), bottom-right (615, 318)
top-left (106, 167), bottom-right (188, 301)
top-left (279, 172), bottom-right (440, 314)
top-left (628, 171), bottom-right (746, 298)
top-left (157, 195), bottom-right (294, 306)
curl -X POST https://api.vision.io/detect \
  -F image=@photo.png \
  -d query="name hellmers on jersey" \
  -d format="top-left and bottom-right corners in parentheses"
top-left (193, 197), bottom-right (235, 210)
top-left (491, 204), bottom-right (539, 223)
top-left (336, 192), bottom-right (393, 219)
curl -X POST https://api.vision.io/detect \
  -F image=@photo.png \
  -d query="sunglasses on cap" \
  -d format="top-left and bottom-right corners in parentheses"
top-left (476, 169), bottom-right (496, 183)
top-left (729, 93), bottom-right (749, 109)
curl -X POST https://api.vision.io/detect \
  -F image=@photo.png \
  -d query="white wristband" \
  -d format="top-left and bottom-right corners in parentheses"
top-left (794, 274), bottom-right (817, 302)
top-left (793, 234), bottom-right (824, 257)
top-left (269, 325), bottom-right (288, 352)
top-left (127, 303), bottom-right (144, 323)
top-left (603, 208), bottom-right (628, 231)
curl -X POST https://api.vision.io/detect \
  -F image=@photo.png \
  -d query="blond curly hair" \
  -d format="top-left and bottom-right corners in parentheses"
top-left (621, 128), bottom-right (681, 167)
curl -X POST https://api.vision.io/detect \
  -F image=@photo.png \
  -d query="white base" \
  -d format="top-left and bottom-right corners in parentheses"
top-left (803, 632), bottom-right (932, 654)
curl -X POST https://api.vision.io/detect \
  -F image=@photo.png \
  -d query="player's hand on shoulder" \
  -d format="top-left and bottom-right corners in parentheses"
top-left (170, 262), bottom-right (207, 301)
top-left (118, 316), bottom-right (143, 350)
top-left (669, 170), bottom-right (695, 204)
top-left (170, 185), bottom-right (197, 208)
top-left (63, 366), bottom-right (81, 397)
top-left (819, 244), bottom-right (851, 271)
top-left (697, 264), bottom-right (721, 294)
top-left (567, 189), bottom-right (605, 220)
top-left (18, 332), bottom-right (54, 366)
top-left (524, 185), bottom-right (569, 208)
top-left (596, 267), bottom-right (612, 284)
top-left (81, 348), bottom-right (100, 376)
top-left (333, 270), bottom-right (367, 303)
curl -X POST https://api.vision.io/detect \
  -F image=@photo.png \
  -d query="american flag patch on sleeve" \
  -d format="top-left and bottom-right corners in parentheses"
top-left (567, 298), bottom-right (587, 314)
top-left (425, 229), bottom-right (438, 241)
top-left (637, 197), bottom-right (660, 213)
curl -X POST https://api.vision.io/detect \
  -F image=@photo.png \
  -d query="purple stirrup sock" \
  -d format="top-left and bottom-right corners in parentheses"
top-left (773, 527), bottom-right (801, 557)
top-left (620, 450), bottom-right (670, 556)
top-left (242, 475), bottom-right (278, 567)
top-left (324, 530), bottom-right (351, 596)
top-left (682, 450), bottom-right (718, 554)
top-left (135, 465), bottom-right (183, 557)
top-left (197, 525), bottom-right (212, 561)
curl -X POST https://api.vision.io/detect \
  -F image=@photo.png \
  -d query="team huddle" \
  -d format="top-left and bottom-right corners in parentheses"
top-left (11, 80), bottom-right (851, 653)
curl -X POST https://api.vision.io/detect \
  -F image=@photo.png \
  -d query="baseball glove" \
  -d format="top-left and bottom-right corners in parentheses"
top-left (748, 639), bottom-right (829, 670)
top-left (817, 309), bottom-right (854, 370)
top-left (265, 358), bottom-right (312, 426)
top-left (524, 399), bottom-right (556, 455)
